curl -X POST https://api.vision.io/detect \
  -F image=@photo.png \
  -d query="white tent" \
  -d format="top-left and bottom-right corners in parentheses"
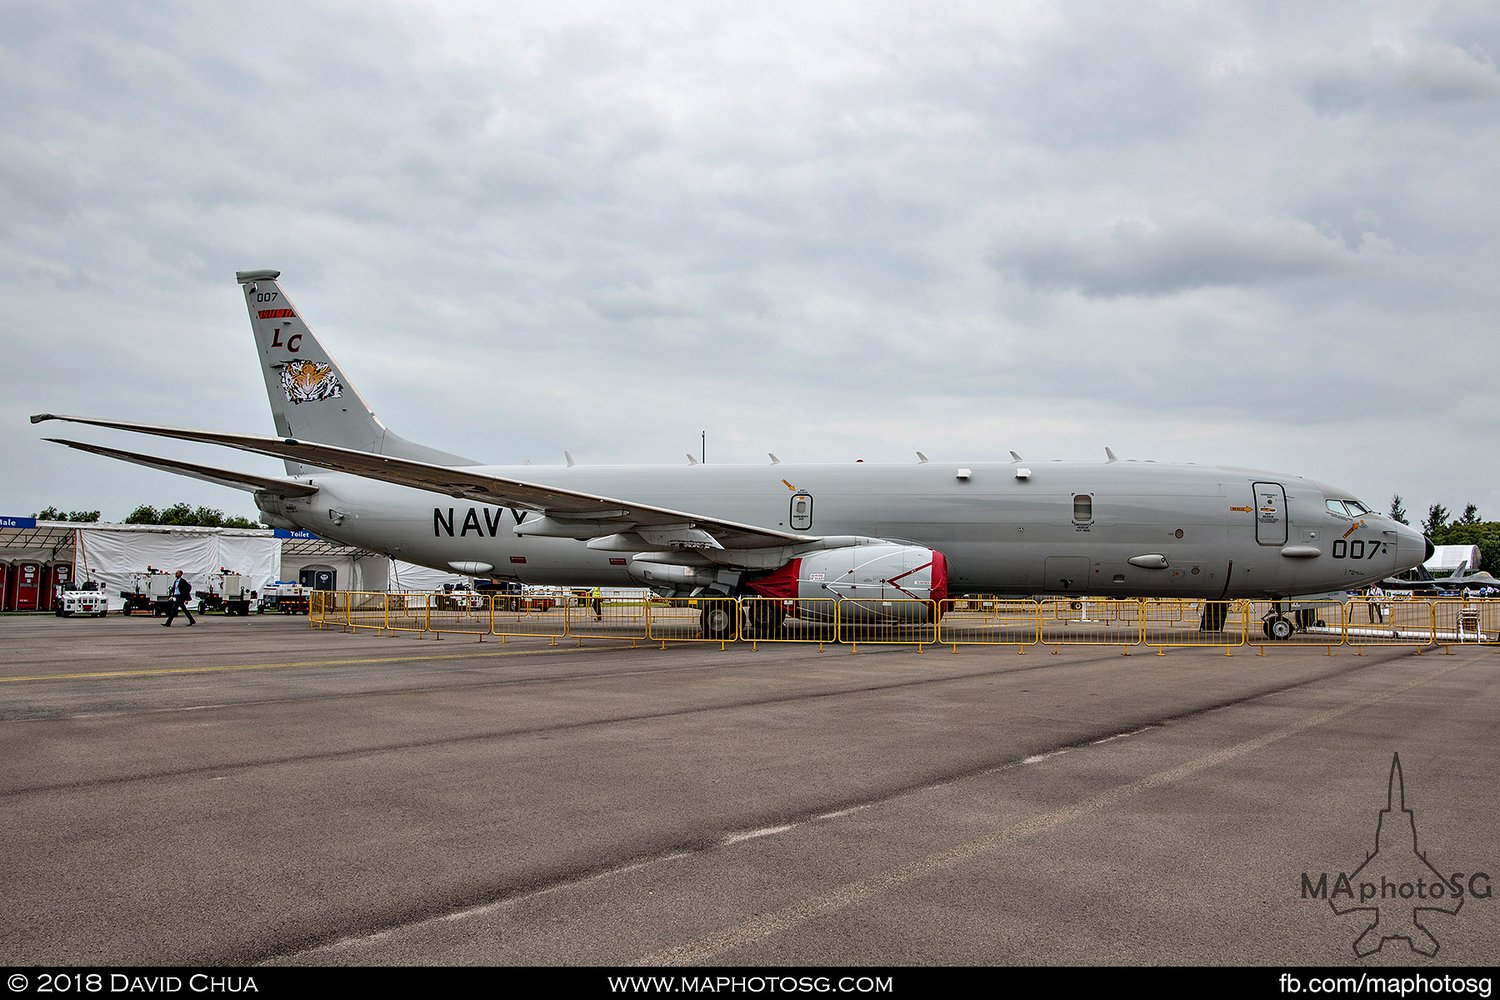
top-left (76, 525), bottom-right (281, 610)
top-left (1424, 544), bottom-right (1481, 574)
top-left (386, 559), bottom-right (468, 592)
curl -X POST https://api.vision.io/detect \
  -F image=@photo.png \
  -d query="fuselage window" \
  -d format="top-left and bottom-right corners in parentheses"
top-left (1073, 494), bottom-right (1093, 523)
top-left (1326, 499), bottom-right (1349, 517)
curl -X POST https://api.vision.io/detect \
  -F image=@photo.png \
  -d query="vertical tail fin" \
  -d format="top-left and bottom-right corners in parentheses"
top-left (235, 270), bottom-right (475, 473)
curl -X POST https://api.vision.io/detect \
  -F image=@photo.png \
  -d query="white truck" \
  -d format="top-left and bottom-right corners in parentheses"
top-left (55, 581), bottom-right (109, 617)
top-left (258, 581), bottom-right (311, 614)
top-left (120, 569), bottom-right (178, 616)
top-left (195, 571), bottom-right (255, 616)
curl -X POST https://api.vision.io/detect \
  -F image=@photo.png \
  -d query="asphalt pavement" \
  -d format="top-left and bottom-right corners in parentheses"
top-left (2, 612), bottom-right (1495, 966)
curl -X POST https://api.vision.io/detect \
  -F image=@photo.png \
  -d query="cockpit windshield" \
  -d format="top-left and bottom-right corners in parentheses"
top-left (1326, 498), bottom-right (1373, 517)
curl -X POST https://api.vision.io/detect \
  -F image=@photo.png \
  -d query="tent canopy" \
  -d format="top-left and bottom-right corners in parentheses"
top-left (1425, 544), bottom-right (1481, 574)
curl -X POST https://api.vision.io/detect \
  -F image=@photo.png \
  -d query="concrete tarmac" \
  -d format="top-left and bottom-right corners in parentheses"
top-left (2, 612), bottom-right (1496, 966)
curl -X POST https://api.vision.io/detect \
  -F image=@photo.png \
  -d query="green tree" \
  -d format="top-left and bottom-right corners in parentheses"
top-left (121, 503), bottom-right (260, 528)
top-left (1388, 494), bottom-right (1409, 525)
top-left (33, 506), bottom-right (101, 522)
top-left (124, 505), bottom-right (159, 524)
top-left (1430, 521), bottom-right (1500, 577)
top-left (1460, 503), bottom-right (1481, 525)
top-left (1423, 504), bottom-right (1450, 537)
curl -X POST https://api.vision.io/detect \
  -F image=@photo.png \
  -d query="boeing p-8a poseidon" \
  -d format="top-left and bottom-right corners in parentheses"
top-left (33, 270), bottom-right (1431, 639)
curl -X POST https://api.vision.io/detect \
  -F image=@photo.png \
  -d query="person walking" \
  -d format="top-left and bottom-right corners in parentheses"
top-left (163, 570), bottom-right (197, 627)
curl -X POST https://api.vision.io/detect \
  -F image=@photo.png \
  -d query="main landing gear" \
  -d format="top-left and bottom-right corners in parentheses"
top-left (743, 600), bottom-right (785, 639)
top-left (700, 605), bottom-right (736, 641)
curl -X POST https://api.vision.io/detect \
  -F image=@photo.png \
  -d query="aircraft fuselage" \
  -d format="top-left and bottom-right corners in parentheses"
top-left (263, 459), bottom-right (1427, 599)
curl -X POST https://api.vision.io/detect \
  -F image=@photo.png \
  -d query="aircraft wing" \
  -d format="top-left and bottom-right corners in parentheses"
top-left (43, 438), bottom-right (320, 498)
top-left (32, 414), bottom-right (812, 551)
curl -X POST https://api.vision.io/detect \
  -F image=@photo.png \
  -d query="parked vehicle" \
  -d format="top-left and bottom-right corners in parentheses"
top-left (194, 569), bottom-right (256, 616)
top-left (258, 581), bottom-right (311, 614)
top-left (119, 568), bottom-right (176, 616)
top-left (55, 580), bottom-right (109, 618)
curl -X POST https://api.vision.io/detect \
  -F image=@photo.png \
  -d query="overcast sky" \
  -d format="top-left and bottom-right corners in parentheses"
top-left (3, 1), bottom-right (1496, 524)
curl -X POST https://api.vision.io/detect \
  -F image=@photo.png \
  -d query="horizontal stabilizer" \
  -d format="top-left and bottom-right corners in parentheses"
top-left (43, 438), bottom-right (320, 498)
top-left (31, 414), bottom-right (812, 551)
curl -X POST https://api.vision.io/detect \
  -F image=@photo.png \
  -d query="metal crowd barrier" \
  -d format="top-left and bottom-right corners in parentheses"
top-left (937, 598), bottom-right (1039, 652)
top-left (1343, 599), bottom-right (1437, 652)
top-left (647, 597), bottom-right (740, 647)
top-left (739, 597), bottom-right (839, 649)
top-left (491, 591), bottom-right (569, 644)
top-left (568, 594), bottom-right (650, 644)
top-left (1243, 599), bottom-right (1346, 654)
top-left (836, 599), bottom-right (938, 651)
top-left (309, 592), bottom-right (1500, 652)
top-left (1040, 598), bottom-right (1144, 653)
top-left (1432, 598), bottom-right (1498, 648)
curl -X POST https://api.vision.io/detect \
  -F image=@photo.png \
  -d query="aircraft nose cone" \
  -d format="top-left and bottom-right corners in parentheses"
top-left (1393, 524), bottom-right (1432, 575)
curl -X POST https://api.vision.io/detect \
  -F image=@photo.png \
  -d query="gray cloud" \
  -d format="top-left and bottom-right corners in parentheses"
top-left (989, 211), bottom-right (1379, 297)
top-left (1, 1), bottom-right (1497, 524)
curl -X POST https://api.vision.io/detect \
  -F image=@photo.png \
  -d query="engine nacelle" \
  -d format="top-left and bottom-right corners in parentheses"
top-left (745, 543), bottom-right (948, 622)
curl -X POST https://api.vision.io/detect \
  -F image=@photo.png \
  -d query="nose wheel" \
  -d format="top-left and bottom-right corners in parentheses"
top-left (1261, 614), bottom-right (1295, 641)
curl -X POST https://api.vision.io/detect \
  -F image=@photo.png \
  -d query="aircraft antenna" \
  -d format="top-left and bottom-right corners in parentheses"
top-left (564, 451), bottom-right (576, 468)
top-left (916, 452), bottom-right (929, 463)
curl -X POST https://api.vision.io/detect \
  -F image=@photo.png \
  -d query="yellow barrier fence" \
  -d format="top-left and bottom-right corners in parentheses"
top-left (492, 591), bottom-right (569, 643)
top-left (1039, 598), bottom-right (1143, 653)
top-left (937, 597), bottom-right (1039, 651)
top-left (739, 597), bottom-right (839, 648)
top-left (836, 599), bottom-right (937, 650)
top-left (1344, 599), bottom-right (1436, 651)
top-left (384, 591), bottom-right (430, 636)
top-left (343, 590), bottom-right (390, 633)
top-left (647, 597), bottom-right (741, 646)
top-left (1141, 600), bottom-right (1247, 654)
top-left (567, 594), bottom-right (650, 644)
top-left (306, 591), bottom-right (1499, 652)
top-left (1243, 600), bottom-right (1346, 654)
top-left (309, 589), bottom-right (336, 628)
top-left (425, 591), bottom-right (491, 640)
top-left (1433, 598), bottom-right (1500, 648)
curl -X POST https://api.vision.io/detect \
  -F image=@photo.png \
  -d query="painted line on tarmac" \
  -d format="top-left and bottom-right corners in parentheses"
top-left (721, 825), bottom-right (796, 846)
top-left (267, 713), bottom-right (1169, 962)
top-left (0, 645), bottom-right (612, 685)
top-left (636, 656), bottom-right (1469, 966)
top-left (283, 850), bottom-right (698, 961)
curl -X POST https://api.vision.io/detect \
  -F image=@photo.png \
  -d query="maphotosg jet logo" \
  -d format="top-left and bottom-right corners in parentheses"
top-left (1300, 753), bottom-right (1491, 957)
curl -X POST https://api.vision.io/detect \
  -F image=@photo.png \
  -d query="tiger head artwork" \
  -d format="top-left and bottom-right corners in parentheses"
top-left (276, 360), bottom-right (344, 405)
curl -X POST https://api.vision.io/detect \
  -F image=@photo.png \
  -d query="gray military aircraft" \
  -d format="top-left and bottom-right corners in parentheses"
top-left (1393, 561), bottom-right (1500, 595)
top-left (33, 269), bottom-right (1431, 639)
